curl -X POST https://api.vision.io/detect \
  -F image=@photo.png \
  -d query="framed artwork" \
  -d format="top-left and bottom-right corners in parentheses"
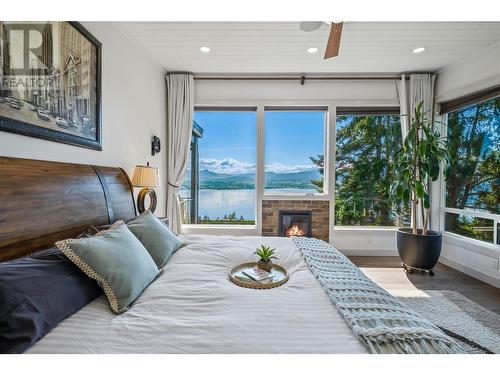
top-left (0, 21), bottom-right (102, 150)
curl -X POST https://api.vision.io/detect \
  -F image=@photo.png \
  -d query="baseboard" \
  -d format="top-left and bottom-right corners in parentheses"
top-left (338, 248), bottom-right (399, 257)
top-left (439, 256), bottom-right (500, 289)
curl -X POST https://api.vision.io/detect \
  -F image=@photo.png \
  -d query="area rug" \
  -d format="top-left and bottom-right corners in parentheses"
top-left (390, 289), bottom-right (500, 354)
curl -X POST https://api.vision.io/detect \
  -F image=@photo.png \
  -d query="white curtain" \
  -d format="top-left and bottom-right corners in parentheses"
top-left (396, 73), bottom-right (436, 228)
top-left (397, 73), bottom-right (410, 141)
top-left (166, 74), bottom-right (194, 234)
top-left (397, 73), bottom-right (436, 141)
top-left (409, 74), bottom-right (436, 123)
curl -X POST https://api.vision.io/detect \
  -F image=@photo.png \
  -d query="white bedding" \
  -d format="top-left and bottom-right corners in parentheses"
top-left (28, 235), bottom-right (367, 354)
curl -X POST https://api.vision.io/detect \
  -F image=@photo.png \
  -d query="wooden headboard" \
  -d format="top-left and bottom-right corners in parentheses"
top-left (0, 156), bottom-right (137, 261)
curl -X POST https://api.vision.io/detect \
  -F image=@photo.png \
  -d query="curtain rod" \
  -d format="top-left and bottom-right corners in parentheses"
top-left (192, 75), bottom-right (409, 82)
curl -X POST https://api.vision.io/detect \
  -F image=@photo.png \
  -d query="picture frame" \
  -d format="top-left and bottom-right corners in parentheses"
top-left (0, 21), bottom-right (102, 150)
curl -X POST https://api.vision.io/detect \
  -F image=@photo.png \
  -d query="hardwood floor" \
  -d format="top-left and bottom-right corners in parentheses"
top-left (348, 256), bottom-right (500, 315)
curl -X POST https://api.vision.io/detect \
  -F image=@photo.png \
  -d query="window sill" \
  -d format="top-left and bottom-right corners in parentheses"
top-left (443, 232), bottom-right (500, 257)
top-left (182, 224), bottom-right (256, 230)
top-left (333, 226), bottom-right (398, 232)
top-left (262, 194), bottom-right (330, 201)
top-left (181, 224), bottom-right (260, 236)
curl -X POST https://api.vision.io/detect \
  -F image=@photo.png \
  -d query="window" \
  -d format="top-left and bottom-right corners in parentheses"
top-left (444, 96), bottom-right (499, 244)
top-left (264, 107), bottom-right (326, 195)
top-left (335, 107), bottom-right (409, 226)
top-left (180, 108), bottom-right (257, 225)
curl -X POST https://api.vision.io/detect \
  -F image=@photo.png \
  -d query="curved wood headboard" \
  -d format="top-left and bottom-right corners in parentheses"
top-left (0, 156), bottom-right (137, 261)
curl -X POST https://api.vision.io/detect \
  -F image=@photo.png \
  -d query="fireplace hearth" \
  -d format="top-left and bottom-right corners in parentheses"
top-left (279, 211), bottom-right (312, 237)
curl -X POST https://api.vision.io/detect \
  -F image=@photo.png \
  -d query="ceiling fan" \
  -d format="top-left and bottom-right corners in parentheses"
top-left (299, 21), bottom-right (344, 59)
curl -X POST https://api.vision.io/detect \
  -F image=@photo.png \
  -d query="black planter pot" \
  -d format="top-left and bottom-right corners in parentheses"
top-left (396, 228), bottom-right (442, 273)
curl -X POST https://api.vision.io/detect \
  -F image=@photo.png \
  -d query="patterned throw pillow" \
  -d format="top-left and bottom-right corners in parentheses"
top-left (86, 217), bottom-right (170, 237)
top-left (55, 222), bottom-right (159, 314)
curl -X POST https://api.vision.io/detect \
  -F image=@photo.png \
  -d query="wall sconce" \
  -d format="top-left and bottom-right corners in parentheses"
top-left (152, 136), bottom-right (161, 156)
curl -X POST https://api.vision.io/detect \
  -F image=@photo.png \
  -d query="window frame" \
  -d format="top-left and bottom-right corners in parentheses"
top-left (263, 105), bottom-right (329, 198)
top-left (333, 106), bottom-right (405, 228)
top-left (439, 95), bottom-right (500, 247)
top-left (438, 85), bottom-right (500, 115)
top-left (181, 121), bottom-right (203, 224)
top-left (184, 106), bottom-right (259, 228)
top-left (442, 207), bottom-right (499, 245)
top-left (183, 100), bottom-right (402, 237)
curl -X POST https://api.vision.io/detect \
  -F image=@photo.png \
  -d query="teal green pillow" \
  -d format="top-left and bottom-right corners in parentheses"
top-left (126, 211), bottom-right (183, 269)
top-left (56, 222), bottom-right (159, 314)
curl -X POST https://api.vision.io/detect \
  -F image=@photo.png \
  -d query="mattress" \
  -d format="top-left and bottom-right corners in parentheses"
top-left (28, 235), bottom-right (367, 353)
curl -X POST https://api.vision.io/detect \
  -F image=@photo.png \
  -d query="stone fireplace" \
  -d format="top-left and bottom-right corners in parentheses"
top-left (262, 200), bottom-right (330, 241)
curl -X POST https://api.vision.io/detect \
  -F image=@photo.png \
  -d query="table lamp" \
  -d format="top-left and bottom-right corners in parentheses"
top-left (132, 162), bottom-right (160, 214)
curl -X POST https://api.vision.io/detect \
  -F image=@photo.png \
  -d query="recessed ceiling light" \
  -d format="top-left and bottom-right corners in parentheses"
top-left (307, 47), bottom-right (319, 54)
top-left (200, 46), bottom-right (211, 53)
top-left (412, 47), bottom-right (426, 54)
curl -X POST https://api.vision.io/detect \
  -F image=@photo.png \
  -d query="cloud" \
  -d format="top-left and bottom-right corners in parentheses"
top-left (197, 158), bottom-right (315, 175)
top-left (199, 158), bottom-right (255, 174)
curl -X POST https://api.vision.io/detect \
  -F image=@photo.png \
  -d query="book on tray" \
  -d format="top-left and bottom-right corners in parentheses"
top-left (242, 267), bottom-right (274, 282)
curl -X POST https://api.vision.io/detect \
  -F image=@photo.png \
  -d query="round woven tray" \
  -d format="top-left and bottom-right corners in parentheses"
top-left (229, 262), bottom-right (289, 289)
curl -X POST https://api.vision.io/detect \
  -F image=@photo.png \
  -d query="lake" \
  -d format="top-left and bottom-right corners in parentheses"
top-left (183, 188), bottom-right (318, 220)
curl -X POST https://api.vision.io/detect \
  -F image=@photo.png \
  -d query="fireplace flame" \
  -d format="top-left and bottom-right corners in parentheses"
top-left (286, 224), bottom-right (305, 237)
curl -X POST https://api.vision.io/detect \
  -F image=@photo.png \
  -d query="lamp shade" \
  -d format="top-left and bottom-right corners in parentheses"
top-left (132, 165), bottom-right (160, 188)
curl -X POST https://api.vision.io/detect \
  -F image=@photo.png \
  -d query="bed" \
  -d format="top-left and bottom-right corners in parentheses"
top-left (27, 235), bottom-right (367, 353)
top-left (0, 157), bottom-right (462, 354)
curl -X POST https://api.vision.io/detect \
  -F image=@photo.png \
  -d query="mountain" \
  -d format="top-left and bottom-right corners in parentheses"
top-left (181, 169), bottom-right (322, 190)
top-left (265, 170), bottom-right (321, 189)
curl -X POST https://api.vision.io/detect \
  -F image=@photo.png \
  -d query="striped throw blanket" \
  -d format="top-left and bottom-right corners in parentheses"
top-left (293, 237), bottom-right (464, 354)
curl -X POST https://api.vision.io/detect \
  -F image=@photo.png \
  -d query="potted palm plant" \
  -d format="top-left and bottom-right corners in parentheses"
top-left (391, 101), bottom-right (449, 275)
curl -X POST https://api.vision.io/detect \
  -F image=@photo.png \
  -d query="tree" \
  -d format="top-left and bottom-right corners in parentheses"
top-left (310, 154), bottom-right (324, 192)
top-left (310, 114), bottom-right (409, 226)
top-left (445, 97), bottom-right (499, 241)
top-left (446, 97), bottom-right (499, 214)
top-left (333, 113), bottom-right (409, 226)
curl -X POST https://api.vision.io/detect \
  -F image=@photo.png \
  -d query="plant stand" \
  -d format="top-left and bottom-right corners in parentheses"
top-left (401, 262), bottom-right (435, 276)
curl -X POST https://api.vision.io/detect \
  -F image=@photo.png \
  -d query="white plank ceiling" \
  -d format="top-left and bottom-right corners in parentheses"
top-left (117, 22), bottom-right (500, 74)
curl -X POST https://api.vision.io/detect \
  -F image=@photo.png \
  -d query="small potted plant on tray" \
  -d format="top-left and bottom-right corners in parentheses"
top-left (255, 245), bottom-right (277, 272)
top-left (391, 101), bottom-right (450, 275)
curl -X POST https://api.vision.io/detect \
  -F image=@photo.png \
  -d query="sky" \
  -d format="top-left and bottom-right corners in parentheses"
top-left (194, 110), bottom-right (325, 175)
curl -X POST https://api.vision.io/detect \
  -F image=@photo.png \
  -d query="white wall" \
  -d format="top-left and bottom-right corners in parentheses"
top-left (436, 40), bottom-right (500, 102)
top-left (195, 79), bottom-right (398, 104)
top-left (0, 22), bottom-right (167, 215)
top-left (440, 234), bottom-right (500, 289)
top-left (191, 78), bottom-right (400, 255)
